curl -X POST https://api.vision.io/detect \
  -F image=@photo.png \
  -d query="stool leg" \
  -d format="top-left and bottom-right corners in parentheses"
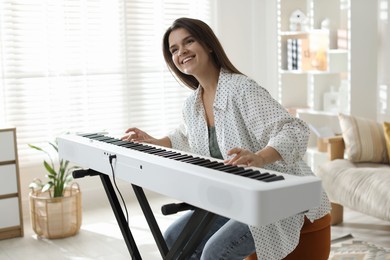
top-left (330, 203), bottom-right (343, 225)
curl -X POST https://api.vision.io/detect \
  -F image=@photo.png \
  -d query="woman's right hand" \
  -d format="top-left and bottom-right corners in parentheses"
top-left (121, 127), bottom-right (155, 142)
top-left (121, 127), bottom-right (172, 148)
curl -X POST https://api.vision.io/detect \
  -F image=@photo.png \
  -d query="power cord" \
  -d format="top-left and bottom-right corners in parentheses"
top-left (109, 154), bottom-right (129, 225)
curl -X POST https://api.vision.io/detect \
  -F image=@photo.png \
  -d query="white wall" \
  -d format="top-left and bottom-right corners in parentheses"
top-left (378, 0), bottom-right (390, 122)
top-left (350, 0), bottom-right (378, 119)
top-left (214, 0), bottom-right (278, 98)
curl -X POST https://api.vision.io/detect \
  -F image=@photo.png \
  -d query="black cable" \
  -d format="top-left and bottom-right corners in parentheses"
top-left (109, 154), bottom-right (129, 225)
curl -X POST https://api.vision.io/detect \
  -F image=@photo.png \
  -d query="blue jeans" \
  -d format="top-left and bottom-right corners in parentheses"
top-left (164, 211), bottom-right (256, 259)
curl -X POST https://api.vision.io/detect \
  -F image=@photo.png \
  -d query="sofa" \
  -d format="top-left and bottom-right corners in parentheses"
top-left (315, 113), bottom-right (390, 225)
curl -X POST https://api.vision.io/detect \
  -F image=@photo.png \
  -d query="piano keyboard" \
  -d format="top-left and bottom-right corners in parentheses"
top-left (82, 133), bottom-right (286, 183)
top-left (58, 133), bottom-right (322, 226)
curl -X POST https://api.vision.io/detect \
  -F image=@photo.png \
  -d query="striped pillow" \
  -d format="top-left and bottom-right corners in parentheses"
top-left (339, 113), bottom-right (388, 163)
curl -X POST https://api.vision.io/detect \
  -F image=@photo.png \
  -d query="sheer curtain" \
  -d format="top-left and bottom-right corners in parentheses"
top-left (0, 0), bottom-right (212, 166)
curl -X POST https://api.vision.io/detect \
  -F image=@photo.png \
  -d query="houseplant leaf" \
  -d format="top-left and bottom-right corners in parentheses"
top-left (41, 183), bottom-right (53, 193)
top-left (29, 140), bottom-right (80, 198)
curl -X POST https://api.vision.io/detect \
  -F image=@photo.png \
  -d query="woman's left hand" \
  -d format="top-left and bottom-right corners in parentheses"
top-left (225, 148), bottom-right (266, 168)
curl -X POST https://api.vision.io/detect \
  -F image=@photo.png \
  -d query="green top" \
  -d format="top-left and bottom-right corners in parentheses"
top-left (208, 126), bottom-right (223, 160)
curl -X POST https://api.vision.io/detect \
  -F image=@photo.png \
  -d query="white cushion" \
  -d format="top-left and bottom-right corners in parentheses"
top-left (316, 159), bottom-right (390, 221)
top-left (339, 113), bottom-right (388, 163)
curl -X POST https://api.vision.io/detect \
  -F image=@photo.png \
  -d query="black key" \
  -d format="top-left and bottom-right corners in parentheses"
top-left (262, 175), bottom-right (285, 182)
top-left (181, 157), bottom-right (204, 164)
top-left (122, 142), bottom-right (142, 148)
top-left (125, 143), bottom-right (143, 149)
top-left (81, 133), bottom-right (102, 138)
top-left (253, 173), bottom-right (271, 180)
top-left (163, 152), bottom-right (182, 157)
top-left (233, 169), bottom-right (254, 176)
top-left (205, 162), bottom-right (225, 168)
top-left (179, 156), bottom-right (199, 162)
top-left (224, 166), bottom-right (245, 174)
top-left (174, 155), bottom-right (194, 161)
top-left (192, 159), bottom-right (211, 165)
top-left (126, 142), bottom-right (146, 148)
top-left (153, 150), bottom-right (174, 155)
top-left (212, 164), bottom-right (235, 171)
top-left (169, 154), bottom-right (190, 160)
top-left (103, 138), bottom-right (121, 143)
top-left (130, 145), bottom-right (150, 151)
top-left (195, 160), bottom-right (215, 167)
top-left (155, 151), bottom-right (178, 157)
top-left (146, 149), bottom-right (168, 155)
top-left (93, 136), bottom-right (114, 141)
top-left (152, 150), bottom-right (169, 156)
top-left (220, 165), bottom-right (241, 172)
top-left (237, 169), bottom-right (253, 176)
top-left (235, 169), bottom-right (255, 177)
top-left (111, 140), bottom-right (131, 146)
top-left (203, 161), bottom-right (224, 167)
top-left (86, 134), bottom-right (105, 140)
top-left (240, 171), bottom-right (263, 178)
top-left (132, 145), bottom-right (155, 152)
top-left (141, 146), bottom-right (157, 152)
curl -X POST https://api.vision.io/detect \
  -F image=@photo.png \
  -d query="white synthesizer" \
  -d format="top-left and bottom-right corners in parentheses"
top-left (57, 133), bottom-right (322, 227)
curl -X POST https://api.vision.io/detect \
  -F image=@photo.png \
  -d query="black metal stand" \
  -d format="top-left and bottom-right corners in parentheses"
top-left (100, 173), bottom-right (142, 260)
top-left (73, 169), bottom-right (216, 260)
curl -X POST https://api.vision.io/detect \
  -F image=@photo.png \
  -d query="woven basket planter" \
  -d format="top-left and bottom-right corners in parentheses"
top-left (29, 183), bottom-right (82, 239)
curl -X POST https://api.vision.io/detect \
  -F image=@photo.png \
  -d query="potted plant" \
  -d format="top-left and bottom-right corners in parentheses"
top-left (28, 140), bottom-right (82, 239)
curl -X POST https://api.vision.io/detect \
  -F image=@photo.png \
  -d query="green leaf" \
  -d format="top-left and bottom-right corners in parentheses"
top-left (42, 183), bottom-right (53, 193)
top-left (46, 174), bottom-right (56, 180)
top-left (28, 144), bottom-right (44, 152)
top-left (48, 141), bottom-right (58, 153)
top-left (53, 187), bottom-right (62, 197)
top-left (43, 160), bottom-right (57, 176)
top-left (29, 143), bottom-right (55, 168)
top-left (29, 139), bottom-right (80, 198)
top-left (28, 144), bottom-right (53, 160)
top-left (65, 174), bottom-right (73, 183)
top-left (62, 160), bottom-right (70, 172)
top-left (29, 182), bottom-right (43, 190)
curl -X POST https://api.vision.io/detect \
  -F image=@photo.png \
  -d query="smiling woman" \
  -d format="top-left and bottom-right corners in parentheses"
top-left (0, 0), bottom-right (212, 167)
top-left (169, 28), bottom-right (217, 81)
top-left (120, 17), bottom-right (331, 260)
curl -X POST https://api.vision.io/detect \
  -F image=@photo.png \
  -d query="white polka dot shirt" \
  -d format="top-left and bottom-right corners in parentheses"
top-left (168, 69), bottom-right (331, 259)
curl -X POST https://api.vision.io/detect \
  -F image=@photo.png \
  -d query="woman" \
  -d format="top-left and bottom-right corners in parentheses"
top-left (122, 17), bottom-right (331, 260)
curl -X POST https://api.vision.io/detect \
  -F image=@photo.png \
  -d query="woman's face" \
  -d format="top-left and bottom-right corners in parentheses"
top-left (168, 28), bottom-right (212, 77)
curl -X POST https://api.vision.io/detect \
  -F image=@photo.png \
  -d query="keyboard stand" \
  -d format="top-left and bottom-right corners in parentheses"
top-left (74, 169), bottom-right (217, 260)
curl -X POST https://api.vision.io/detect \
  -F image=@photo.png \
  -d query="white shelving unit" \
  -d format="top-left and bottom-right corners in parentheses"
top-left (278, 0), bottom-right (349, 119)
top-left (277, 0), bottom-right (350, 169)
top-left (277, 0), bottom-right (378, 170)
top-left (0, 127), bottom-right (24, 239)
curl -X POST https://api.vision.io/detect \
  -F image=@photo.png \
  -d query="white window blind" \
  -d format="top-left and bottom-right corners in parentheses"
top-left (0, 0), bottom-right (212, 166)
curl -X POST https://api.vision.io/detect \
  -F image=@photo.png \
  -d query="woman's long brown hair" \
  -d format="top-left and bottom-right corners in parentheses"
top-left (162, 17), bottom-right (242, 90)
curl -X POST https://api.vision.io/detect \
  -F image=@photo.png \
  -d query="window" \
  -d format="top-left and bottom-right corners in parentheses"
top-left (0, 0), bottom-right (212, 166)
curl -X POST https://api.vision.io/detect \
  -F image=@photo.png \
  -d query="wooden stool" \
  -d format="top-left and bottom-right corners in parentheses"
top-left (245, 214), bottom-right (331, 260)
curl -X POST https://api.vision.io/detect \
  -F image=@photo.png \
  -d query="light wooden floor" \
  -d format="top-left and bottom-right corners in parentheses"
top-left (0, 192), bottom-right (389, 260)
top-left (330, 207), bottom-right (390, 248)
